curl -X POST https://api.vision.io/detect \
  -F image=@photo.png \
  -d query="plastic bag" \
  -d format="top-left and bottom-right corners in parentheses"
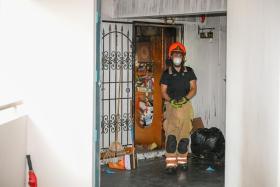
top-left (191, 127), bottom-right (225, 160)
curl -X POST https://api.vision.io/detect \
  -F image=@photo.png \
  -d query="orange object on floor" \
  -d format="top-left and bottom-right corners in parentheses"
top-left (108, 158), bottom-right (125, 170)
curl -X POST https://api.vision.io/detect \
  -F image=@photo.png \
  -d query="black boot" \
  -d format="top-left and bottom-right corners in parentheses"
top-left (178, 163), bottom-right (188, 171)
top-left (165, 166), bottom-right (177, 174)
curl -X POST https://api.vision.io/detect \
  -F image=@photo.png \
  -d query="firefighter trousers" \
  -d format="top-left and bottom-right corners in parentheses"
top-left (163, 101), bottom-right (194, 167)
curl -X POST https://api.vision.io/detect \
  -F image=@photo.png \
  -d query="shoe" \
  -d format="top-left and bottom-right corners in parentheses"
top-left (178, 163), bottom-right (188, 171)
top-left (165, 166), bottom-right (177, 174)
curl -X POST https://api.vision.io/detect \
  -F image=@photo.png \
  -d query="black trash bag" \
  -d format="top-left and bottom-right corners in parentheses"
top-left (191, 127), bottom-right (225, 161)
top-left (209, 127), bottom-right (225, 160)
top-left (190, 128), bottom-right (208, 155)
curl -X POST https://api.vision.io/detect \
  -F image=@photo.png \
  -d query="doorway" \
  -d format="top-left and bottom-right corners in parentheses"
top-left (100, 16), bottom-right (226, 187)
top-left (134, 23), bottom-right (183, 154)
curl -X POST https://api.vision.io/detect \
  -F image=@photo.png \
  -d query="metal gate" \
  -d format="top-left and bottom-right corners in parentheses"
top-left (100, 22), bottom-right (135, 152)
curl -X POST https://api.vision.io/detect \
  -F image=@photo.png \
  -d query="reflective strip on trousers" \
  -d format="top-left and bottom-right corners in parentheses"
top-left (166, 156), bottom-right (177, 167)
top-left (166, 157), bottom-right (177, 161)
top-left (177, 161), bottom-right (187, 164)
top-left (166, 163), bottom-right (177, 167)
top-left (177, 156), bottom-right (187, 164)
top-left (177, 157), bottom-right (187, 161)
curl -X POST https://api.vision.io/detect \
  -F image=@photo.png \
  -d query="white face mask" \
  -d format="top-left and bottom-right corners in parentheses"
top-left (173, 57), bottom-right (182, 66)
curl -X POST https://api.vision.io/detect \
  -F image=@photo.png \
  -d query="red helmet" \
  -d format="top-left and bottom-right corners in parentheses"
top-left (168, 42), bottom-right (186, 58)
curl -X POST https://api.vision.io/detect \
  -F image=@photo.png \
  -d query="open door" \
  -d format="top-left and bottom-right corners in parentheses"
top-left (134, 23), bottom-right (184, 152)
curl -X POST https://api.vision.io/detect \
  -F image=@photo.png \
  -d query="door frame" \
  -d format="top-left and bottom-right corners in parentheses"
top-left (94, 0), bottom-right (101, 186)
top-left (133, 21), bottom-right (184, 148)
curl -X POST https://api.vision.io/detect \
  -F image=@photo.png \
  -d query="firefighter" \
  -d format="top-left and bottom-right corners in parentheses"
top-left (160, 42), bottom-right (197, 174)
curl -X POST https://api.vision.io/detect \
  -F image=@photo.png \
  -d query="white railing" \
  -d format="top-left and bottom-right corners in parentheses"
top-left (0, 100), bottom-right (23, 111)
top-left (0, 100), bottom-right (24, 125)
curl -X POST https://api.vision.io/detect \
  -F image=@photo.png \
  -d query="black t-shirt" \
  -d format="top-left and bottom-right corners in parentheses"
top-left (160, 66), bottom-right (197, 100)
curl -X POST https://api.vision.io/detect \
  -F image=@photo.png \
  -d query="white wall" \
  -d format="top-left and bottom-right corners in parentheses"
top-left (0, 116), bottom-right (28, 187)
top-left (226, 0), bottom-right (280, 186)
top-left (185, 16), bottom-right (227, 135)
top-left (0, 1), bottom-right (95, 187)
top-left (102, 0), bottom-right (114, 20)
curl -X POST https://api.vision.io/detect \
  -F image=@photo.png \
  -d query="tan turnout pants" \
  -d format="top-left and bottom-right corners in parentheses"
top-left (163, 101), bottom-right (194, 167)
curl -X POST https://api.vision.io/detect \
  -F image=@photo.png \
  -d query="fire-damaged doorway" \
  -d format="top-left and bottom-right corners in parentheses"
top-left (134, 23), bottom-right (184, 154)
top-left (100, 16), bottom-right (226, 187)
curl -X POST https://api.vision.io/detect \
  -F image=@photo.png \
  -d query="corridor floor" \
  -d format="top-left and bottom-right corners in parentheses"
top-left (101, 155), bottom-right (224, 187)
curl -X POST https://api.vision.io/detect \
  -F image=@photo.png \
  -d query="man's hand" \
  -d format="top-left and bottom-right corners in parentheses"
top-left (177, 97), bottom-right (189, 105)
top-left (170, 97), bottom-right (189, 108)
top-left (170, 99), bottom-right (182, 108)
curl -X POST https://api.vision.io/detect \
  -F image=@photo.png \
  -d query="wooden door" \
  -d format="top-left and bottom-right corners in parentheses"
top-left (135, 26), bottom-right (177, 149)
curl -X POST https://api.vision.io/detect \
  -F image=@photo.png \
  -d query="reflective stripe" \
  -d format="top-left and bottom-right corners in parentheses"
top-left (166, 163), bottom-right (177, 167)
top-left (177, 157), bottom-right (187, 160)
top-left (177, 156), bottom-right (187, 159)
top-left (177, 161), bottom-right (187, 164)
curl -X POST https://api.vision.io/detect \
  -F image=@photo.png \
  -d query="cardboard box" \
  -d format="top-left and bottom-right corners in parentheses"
top-left (191, 117), bottom-right (204, 133)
